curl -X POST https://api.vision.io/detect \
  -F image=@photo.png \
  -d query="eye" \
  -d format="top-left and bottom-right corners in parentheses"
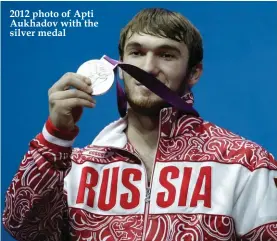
top-left (129, 50), bottom-right (143, 56)
top-left (160, 52), bottom-right (175, 60)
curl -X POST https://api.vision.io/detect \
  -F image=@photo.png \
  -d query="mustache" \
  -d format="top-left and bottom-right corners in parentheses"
top-left (118, 63), bottom-right (198, 117)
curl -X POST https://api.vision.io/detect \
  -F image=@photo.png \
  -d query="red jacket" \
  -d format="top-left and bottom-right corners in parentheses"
top-left (3, 93), bottom-right (277, 241)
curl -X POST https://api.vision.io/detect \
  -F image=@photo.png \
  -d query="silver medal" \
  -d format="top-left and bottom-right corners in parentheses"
top-left (76, 59), bottom-right (115, 95)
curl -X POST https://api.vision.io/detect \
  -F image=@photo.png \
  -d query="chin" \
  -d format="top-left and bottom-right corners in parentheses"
top-left (126, 94), bottom-right (168, 117)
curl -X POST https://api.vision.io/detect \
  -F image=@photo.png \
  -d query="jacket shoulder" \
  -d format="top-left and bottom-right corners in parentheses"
top-left (199, 121), bottom-right (277, 170)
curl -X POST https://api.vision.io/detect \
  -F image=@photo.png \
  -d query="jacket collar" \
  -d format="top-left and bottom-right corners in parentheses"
top-left (159, 92), bottom-right (203, 138)
top-left (91, 92), bottom-right (202, 149)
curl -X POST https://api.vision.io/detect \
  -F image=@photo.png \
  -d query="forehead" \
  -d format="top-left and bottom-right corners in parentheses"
top-left (124, 33), bottom-right (188, 54)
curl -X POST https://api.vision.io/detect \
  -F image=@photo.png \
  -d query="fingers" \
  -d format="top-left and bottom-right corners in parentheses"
top-left (48, 72), bottom-right (96, 130)
top-left (49, 89), bottom-right (96, 104)
top-left (59, 98), bottom-right (95, 109)
top-left (48, 72), bottom-right (92, 96)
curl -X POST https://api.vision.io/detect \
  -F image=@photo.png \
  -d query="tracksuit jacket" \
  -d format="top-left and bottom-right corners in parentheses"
top-left (3, 93), bottom-right (277, 241)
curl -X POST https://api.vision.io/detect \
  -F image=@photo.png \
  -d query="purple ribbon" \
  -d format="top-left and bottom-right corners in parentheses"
top-left (103, 55), bottom-right (199, 117)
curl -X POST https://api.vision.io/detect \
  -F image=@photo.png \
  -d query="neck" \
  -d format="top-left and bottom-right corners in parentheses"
top-left (126, 108), bottom-right (160, 149)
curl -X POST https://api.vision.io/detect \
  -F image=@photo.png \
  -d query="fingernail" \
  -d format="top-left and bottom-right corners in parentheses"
top-left (87, 78), bottom-right (92, 85)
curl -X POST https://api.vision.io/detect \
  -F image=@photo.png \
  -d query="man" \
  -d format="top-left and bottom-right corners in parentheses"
top-left (3, 8), bottom-right (277, 241)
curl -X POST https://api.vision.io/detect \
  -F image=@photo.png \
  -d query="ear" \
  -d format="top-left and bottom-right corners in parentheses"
top-left (187, 62), bottom-right (203, 88)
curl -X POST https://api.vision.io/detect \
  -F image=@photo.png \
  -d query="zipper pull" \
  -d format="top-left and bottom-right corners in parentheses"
top-left (145, 187), bottom-right (151, 203)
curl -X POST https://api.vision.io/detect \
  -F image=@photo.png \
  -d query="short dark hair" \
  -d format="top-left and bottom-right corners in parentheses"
top-left (118, 8), bottom-right (203, 70)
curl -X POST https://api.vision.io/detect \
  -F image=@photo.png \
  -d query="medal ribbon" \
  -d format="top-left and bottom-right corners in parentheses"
top-left (101, 55), bottom-right (199, 117)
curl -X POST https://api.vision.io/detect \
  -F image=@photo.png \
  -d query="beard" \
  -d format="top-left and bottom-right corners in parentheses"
top-left (122, 71), bottom-right (189, 117)
top-left (125, 88), bottom-right (170, 117)
top-left (123, 75), bottom-right (170, 117)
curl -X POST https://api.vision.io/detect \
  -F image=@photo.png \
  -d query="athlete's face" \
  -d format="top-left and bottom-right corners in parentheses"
top-left (120, 33), bottom-right (197, 116)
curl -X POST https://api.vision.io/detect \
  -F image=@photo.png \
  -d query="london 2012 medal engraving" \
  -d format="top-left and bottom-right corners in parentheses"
top-left (76, 59), bottom-right (115, 95)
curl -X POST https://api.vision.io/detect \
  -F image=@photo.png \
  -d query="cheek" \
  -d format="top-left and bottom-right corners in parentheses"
top-left (124, 56), bottom-right (140, 65)
top-left (164, 65), bottom-right (187, 88)
top-left (122, 72), bottom-right (134, 88)
top-left (119, 68), bottom-right (123, 79)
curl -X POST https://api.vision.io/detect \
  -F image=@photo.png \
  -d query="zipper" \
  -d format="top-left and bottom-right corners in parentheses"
top-left (96, 111), bottom-right (164, 241)
top-left (104, 145), bottom-right (151, 241)
top-left (141, 112), bottom-right (163, 241)
top-left (145, 187), bottom-right (151, 203)
top-left (142, 186), bottom-right (151, 241)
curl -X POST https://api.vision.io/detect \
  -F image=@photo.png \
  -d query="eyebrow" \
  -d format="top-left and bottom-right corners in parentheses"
top-left (125, 41), bottom-right (182, 55)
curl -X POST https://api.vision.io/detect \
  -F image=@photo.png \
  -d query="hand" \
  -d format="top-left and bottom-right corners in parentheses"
top-left (48, 72), bottom-right (95, 131)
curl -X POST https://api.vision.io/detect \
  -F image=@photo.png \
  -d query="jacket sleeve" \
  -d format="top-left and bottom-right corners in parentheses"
top-left (232, 145), bottom-right (277, 240)
top-left (2, 118), bottom-right (79, 241)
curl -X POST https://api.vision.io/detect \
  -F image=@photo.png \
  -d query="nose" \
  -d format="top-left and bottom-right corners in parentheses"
top-left (141, 54), bottom-right (159, 76)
